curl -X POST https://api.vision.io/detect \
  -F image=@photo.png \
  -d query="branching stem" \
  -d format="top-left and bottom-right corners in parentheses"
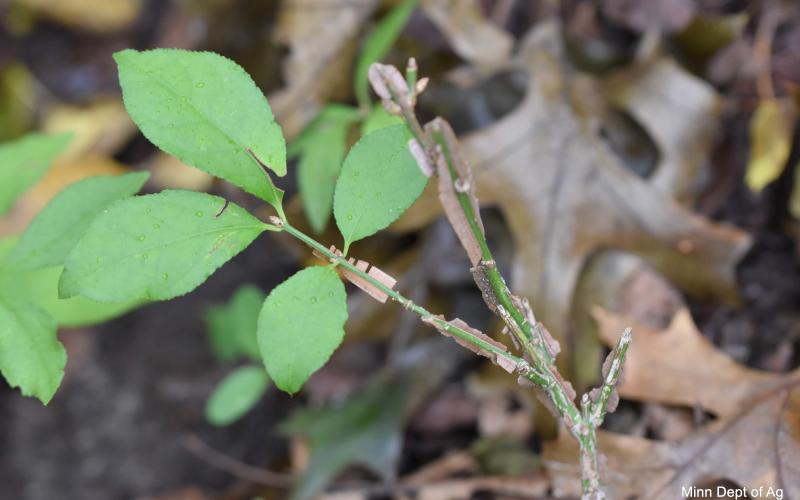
top-left (368, 62), bottom-right (633, 499)
top-left (380, 67), bottom-right (582, 432)
top-left (276, 61), bottom-right (631, 499)
top-left (278, 220), bottom-right (548, 387)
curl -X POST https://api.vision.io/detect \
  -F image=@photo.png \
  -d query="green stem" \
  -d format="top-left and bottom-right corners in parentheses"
top-left (430, 128), bottom-right (553, 360)
top-left (580, 430), bottom-right (603, 499)
top-left (368, 62), bottom-right (633, 499)
top-left (406, 58), bottom-right (418, 95)
top-left (280, 221), bottom-right (546, 385)
top-left (579, 394), bottom-right (603, 499)
top-left (427, 126), bottom-right (582, 434)
top-left (591, 328), bottom-right (632, 426)
top-left (376, 62), bottom-right (584, 437)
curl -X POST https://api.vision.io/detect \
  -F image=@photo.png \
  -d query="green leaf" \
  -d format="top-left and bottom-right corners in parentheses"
top-left (0, 132), bottom-right (72, 214)
top-left (258, 266), bottom-right (347, 394)
top-left (205, 365), bottom-right (270, 426)
top-left (114, 49), bottom-right (286, 211)
top-left (282, 336), bottom-right (461, 500)
top-left (0, 237), bottom-right (18, 261)
top-left (361, 104), bottom-right (403, 135)
top-left (284, 377), bottom-right (410, 500)
top-left (283, 340), bottom-right (460, 500)
top-left (9, 172), bottom-right (149, 270)
top-left (288, 105), bottom-right (360, 159)
top-left (297, 111), bottom-right (357, 233)
top-left (334, 125), bottom-right (427, 248)
top-left (59, 190), bottom-right (271, 303)
top-left (0, 295), bottom-right (65, 404)
top-left (0, 266), bottom-right (140, 328)
top-left (1, 236), bottom-right (141, 327)
top-left (354, 0), bottom-right (418, 107)
top-left (206, 284), bottom-right (265, 361)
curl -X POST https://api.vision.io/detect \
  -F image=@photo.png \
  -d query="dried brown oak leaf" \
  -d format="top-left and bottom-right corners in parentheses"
top-left (545, 309), bottom-right (800, 499)
top-left (420, 0), bottom-right (513, 68)
top-left (569, 56), bottom-right (721, 386)
top-left (401, 21), bottom-right (750, 367)
top-left (603, 57), bottom-right (722, 203)
top-left (594, 308), bottom-right (798, 417)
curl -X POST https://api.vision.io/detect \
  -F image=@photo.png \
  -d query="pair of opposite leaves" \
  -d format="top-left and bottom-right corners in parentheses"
top-left (57, 49), bottom-right (428, 394)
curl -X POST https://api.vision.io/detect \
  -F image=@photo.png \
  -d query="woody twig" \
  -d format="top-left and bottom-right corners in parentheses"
top-left (368, 61), bottom-right (632, 500)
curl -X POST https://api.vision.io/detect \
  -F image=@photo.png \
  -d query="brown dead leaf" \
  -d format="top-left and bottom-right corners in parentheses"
top-left (398, 23), bottom-right (747, 377)
top-left (148, 153), bottom-right (214, 192)
top-left (594, 308), bottom-right (796, 417)
top-left (420, 0), bottom-right (513, 68)
top-left (642, 403), bottom-right (695, 441)
top-left (570, 252), bottom-right (645, 387)
top-left (271, 0), bottom-right (378, 139)
top-left (42, 98), bottom-right (137, 163)
top-left (604, 58), bottom-right (721, 202)
top-left (615, 266), bottom-right (683, 330)
top-left (544, 377), bottom-right (800, 499)
top-left (467, 363), bottom-right (539, 440)
top-left (454, 22), bottom-right (747, 372)
top-left (568, 56), bottom-right (721, 387)
top-left (17, 0), bottom-right (142, 33)
top-left (547, 308), bottom-right (800, 499)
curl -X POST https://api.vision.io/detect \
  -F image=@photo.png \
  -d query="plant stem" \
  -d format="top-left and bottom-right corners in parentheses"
top-left (428, 126), bottom-right (558, 362)
top-left (590, 328), bottom-right (632, 426)
top-left (370, 62), bottom-right (634, 499)
top-left (378, 67), bottom-right (584, 438)
top-left (429, 123), bottom-right (584, 436)
top-left (279, 221), bottom-right (547, 386)
top-left (578, 419), bottom-right (604, 499)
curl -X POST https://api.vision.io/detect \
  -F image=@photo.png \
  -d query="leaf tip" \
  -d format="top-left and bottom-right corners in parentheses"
top-left (248, 146), bottom-right (287, 178)
top-left (32, 388), bottom-right (57, 406)
top-left (276, 383), bottom-right (301, 395)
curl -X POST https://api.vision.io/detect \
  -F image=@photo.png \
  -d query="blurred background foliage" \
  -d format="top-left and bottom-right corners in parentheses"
top-left (1, 0), bottom-right (800, 499)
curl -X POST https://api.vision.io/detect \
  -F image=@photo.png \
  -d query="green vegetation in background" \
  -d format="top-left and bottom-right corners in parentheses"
top-left (290, 0), bottom-right (415, 233)
top-left (0, 134), bottom-right (150, 403)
